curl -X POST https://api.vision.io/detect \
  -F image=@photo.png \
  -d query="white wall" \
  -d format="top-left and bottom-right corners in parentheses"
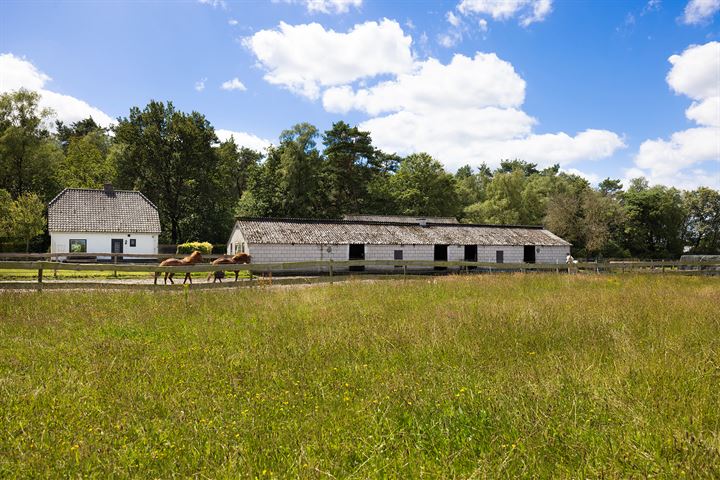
top-left (535, 245), bottom-right (571, 264)
top-left (240, 241), bottom-right (569, 272)
top-left (227, 223), bottom-right (247, 255)
top-left (247, 243), bottom-right (349, 272)
top-left (50, 232), bottom-right (158, 259)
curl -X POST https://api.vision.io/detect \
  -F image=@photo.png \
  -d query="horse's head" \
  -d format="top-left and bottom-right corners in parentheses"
top-left (232, 253), bottom-right (251, 264)
top-left (187, 251), bottom-right (204, 263)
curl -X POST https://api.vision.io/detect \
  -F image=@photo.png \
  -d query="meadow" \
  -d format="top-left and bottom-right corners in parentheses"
top-left (0, 274), bottom-right (718, 478)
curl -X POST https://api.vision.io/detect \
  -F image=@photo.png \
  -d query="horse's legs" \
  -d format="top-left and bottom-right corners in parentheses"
top-left (167, 272), bottom-right (174, 285)
top-left (185, 273), bottom-right (192, 284)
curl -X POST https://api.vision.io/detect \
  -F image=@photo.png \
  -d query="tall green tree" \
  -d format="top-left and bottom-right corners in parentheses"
top-left (0, 89), bottom-right (62, 200)
top-left (56, 130), bottom-right (115, 188)
top-left (322, 121), bottom-right (378, 216)
top-left (278, 123), bottom-right (325, 217)
top-left (621, 179), bottom-right (686, 258)
top-left (388, 153), bottom-right (460, 217)
top-left (0, 189), bottom-right (11, 238)
top-left (217, 137), bottom-right (263, 202)
top-left (683, 187), bottom-right (720, 254)
top-left (113, 100), bottom-right (226, 243)
top-left (9, 192), bottom-right (46, 252)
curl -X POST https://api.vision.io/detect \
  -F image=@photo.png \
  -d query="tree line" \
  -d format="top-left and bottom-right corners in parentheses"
top-left (1, 88), bottom-right (718, 257)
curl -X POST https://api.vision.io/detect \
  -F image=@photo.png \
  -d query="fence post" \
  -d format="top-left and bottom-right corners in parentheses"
top-left (113, 253), bottom-right (118, 278)
top-left (403, 264), bottom-right (407, 277)
top-left (329, 261), bottom-right (334, 284)
top-left (37, 266), bottom-right (43, 291)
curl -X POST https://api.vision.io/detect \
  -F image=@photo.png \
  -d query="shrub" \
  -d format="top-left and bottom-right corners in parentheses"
top-left (176, 241), bottom-right (213, 255)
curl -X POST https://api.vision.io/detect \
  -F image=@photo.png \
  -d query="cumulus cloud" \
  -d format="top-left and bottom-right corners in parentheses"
top-left (458, 0), bottom-right (553, 26)
top-left (682, 0), bottom-right (720, 24)
top-left (248, 20), bottom-right (623, 171)
top-left (321, 51), bottom-right (622, 170)
top-left (323, 53), bottom-right (526, 115)
top-left (221, 77), bottom-right (247, 91)
top-left (243, 19), bottom-right (414, 99)
top-left (194, 78), bottom-right (207, 92)
top-left (632, 42), bottom-right (720, 189)
top-left (0, 53), bottom-right (115, 128)
top-left (216, 129), bottom-right (273, 151)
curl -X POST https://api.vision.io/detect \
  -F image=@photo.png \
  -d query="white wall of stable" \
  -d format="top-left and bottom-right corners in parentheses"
top-left (50, 231), bottom-right (158, 259)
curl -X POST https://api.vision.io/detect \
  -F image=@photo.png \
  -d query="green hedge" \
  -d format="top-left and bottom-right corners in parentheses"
top-left (176, 242), bottom-right (213, 255)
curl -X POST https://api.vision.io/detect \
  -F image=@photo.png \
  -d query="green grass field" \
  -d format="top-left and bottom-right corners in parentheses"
top-left (1, 274), bottom-right (718, 478)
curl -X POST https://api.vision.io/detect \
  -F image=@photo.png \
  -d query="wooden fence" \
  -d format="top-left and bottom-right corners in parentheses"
top-left (0, 257), bottom-right (718, 290)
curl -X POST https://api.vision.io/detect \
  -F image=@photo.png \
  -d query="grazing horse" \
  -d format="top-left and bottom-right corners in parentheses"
top-left (207, 253), bottom-right (251, 283)
top-left (154, 251), bottom-right (204, 285)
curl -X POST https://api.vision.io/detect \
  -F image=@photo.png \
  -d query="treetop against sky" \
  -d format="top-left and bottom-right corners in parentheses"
top-left (1, 0), bottom-right (718, 189)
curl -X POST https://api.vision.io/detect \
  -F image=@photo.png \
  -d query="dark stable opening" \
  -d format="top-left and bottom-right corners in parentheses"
top-left (349, 244), bottom-right (365, 272)
top-left (496, 250), bottom-right (504, 264)
top-left (111, 239), bottom-right (123, 254)
top-left (523, 245), bottom-right (536, 263)
top-left (434, 244), bottom-right (448, 270)
top-left (464, 245), bottom-right (477, 270)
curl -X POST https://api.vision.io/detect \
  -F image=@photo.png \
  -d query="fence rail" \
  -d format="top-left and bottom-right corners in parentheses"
top-left (0, 258), bottom-right (718, 290)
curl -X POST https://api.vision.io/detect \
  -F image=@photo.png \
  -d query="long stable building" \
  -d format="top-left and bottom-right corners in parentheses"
top-left (226, 216), bottom-right (570, 270)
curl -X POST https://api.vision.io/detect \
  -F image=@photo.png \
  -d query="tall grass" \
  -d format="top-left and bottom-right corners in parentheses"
top-left (0, 274), bottom-right (718, 478)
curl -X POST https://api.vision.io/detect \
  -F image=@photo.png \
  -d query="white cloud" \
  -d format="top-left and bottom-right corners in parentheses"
top-left (216, 129), bottom-right (273, 151)
top-left (221, 77), bottom-right (247, 91)
top-left (458, 0), bottom-right (553, 26)
top-left (244, 19), bottom-right (414, 99)
top-left (632, 42), bottom-right (720, 189)
top-left (447, 11), bottom-right (462, 27)
top-left (195, 78), bottom-right (207, 92)
top-left (478, 18), bottom-right (489, 31)
top-left (322, 53), bottom-right (526, 115)
top-left (682, 0), bottom-right (720, 24)
top-left (198, 0), bottom-right (226, 8)
top-left (0, 53), bottom-right (115, 128)
top-left (562, 168), bottom-right (601, 185)
top-left (275, 0), bottom-right (362, 14)
top-left (228, 18), bottom-right (239, 26)
top-left (320, 51), bottom-right (623, 170)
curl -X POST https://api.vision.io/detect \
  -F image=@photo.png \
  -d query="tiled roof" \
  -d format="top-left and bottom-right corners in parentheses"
top-left (48, 188), bottom-right (161, 233)
top-left (233, 218), bottom-right (570, 246)
top-left (343, 214), bottom-right (459, 224)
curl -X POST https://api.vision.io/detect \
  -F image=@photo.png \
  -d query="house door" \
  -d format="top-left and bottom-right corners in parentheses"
top-left (523, 245), bottom-right (536, 264)
top-left (349, 244), bottom-right (365, 272)
top-left (496, 250), bottom-right (504, 264)
top-left (464, 245), bottom-right (477, 270)
top-left (111, 239), bottom-right (123, 259)
top-left (434, 244), bottom-right (448, 270)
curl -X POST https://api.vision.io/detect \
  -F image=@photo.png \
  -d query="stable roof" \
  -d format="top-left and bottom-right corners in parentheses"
top-left (232, 217), bottom-right (570, 246)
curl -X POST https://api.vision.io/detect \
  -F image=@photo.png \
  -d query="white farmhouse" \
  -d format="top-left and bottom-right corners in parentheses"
top-left (48, 184), bottom-right (161, 260)
top-left (226, 215), bottom-right (571, 272)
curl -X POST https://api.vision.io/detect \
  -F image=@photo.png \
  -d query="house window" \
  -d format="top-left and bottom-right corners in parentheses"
top-left (394, 250), bottom-right (403, 260)
top-left (69, 239), bottom-right (87, 253)
top-left (129, 239), bottom-right (136, 247)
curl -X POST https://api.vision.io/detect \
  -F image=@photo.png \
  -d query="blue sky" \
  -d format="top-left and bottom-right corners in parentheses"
top-left (1, 0), bottom-right (719, 189)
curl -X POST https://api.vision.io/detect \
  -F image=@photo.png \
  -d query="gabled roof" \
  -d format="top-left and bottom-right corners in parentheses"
top-left (48, 188), bottom-right (161, 233)
top-left (233, 217), bottom-right (570, 246)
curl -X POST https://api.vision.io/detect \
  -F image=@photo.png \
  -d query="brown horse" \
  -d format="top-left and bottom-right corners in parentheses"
top-left (154, 251), bottom-right (204, 285)
top-left (207, 253), bottom-right (251, 282)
